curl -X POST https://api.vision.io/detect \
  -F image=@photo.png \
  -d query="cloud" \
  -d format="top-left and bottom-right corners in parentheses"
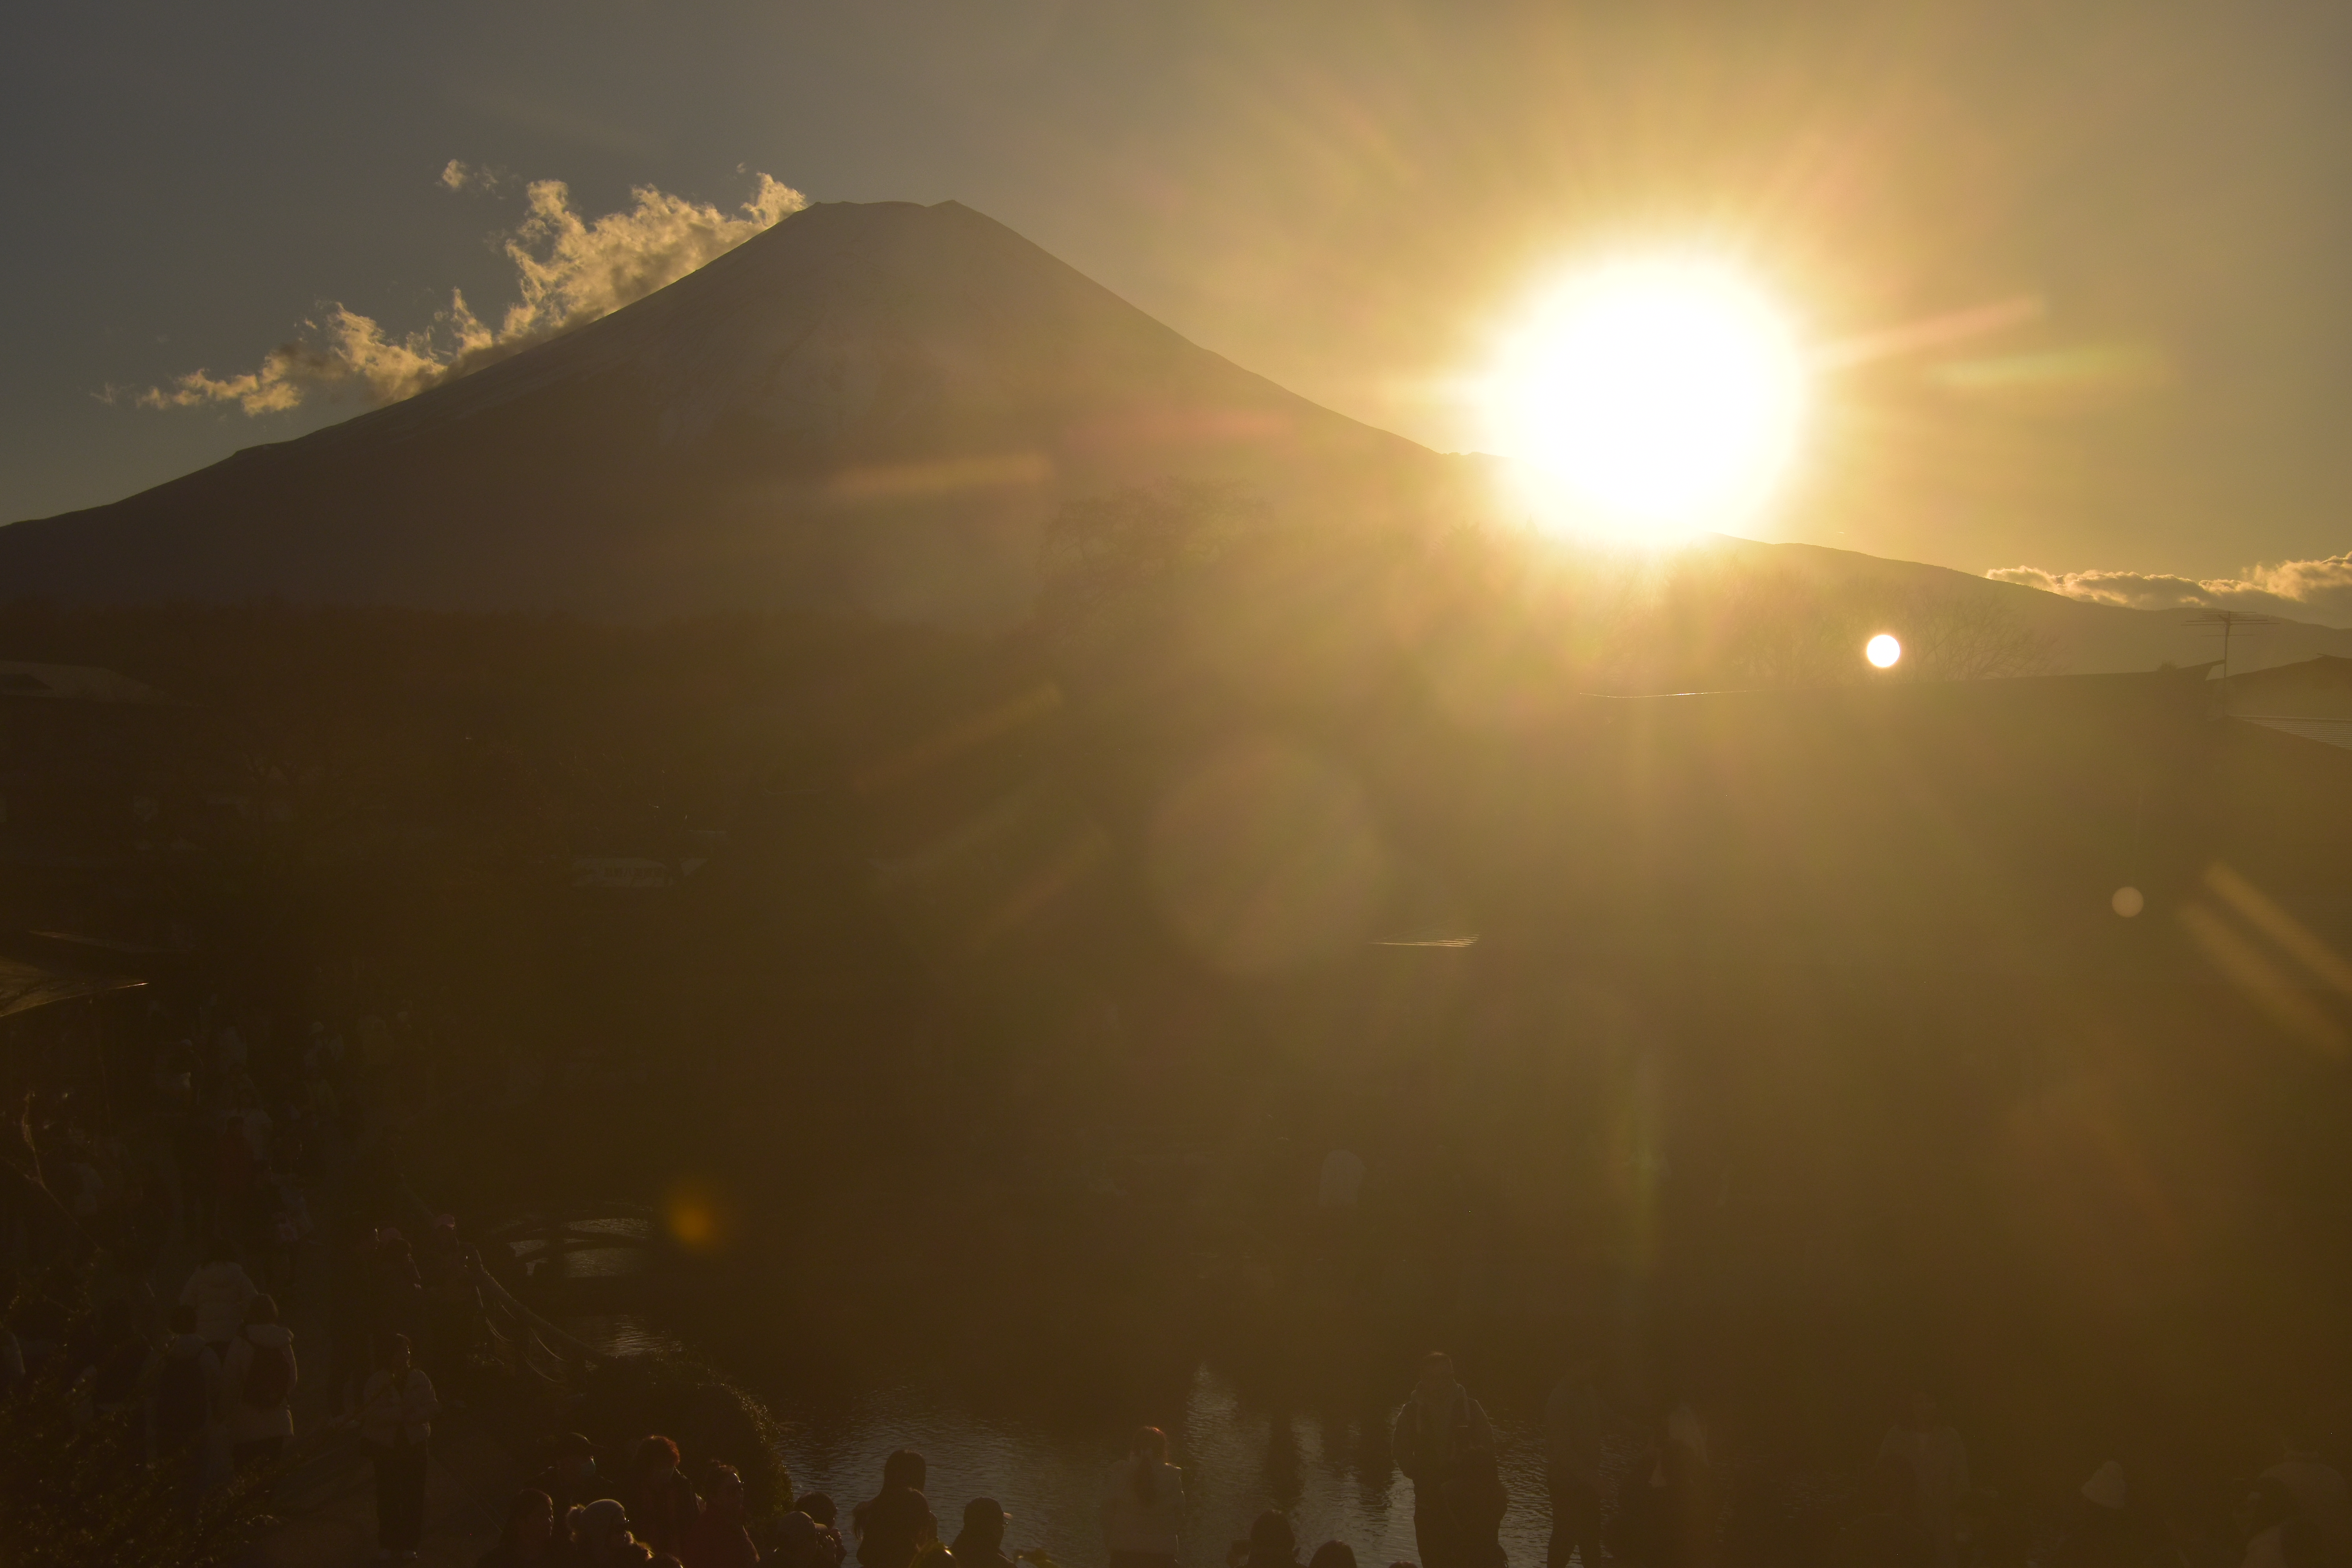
top-left (439, 159), bottom-right (509, 194)
top-left (130, 169), bottom-right (806, 416)
top-left (1988, 555), bottom-right (2352, 626)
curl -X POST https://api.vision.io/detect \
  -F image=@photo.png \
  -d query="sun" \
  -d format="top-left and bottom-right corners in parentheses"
top-left (1481, 256), bottom-right (1809, 541)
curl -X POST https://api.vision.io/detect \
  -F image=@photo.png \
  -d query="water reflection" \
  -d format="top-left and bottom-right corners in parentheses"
top-left (567, 1311), bottom-right (689, 1359)
top-left (767, 1363), bottom-right (1556, 1568)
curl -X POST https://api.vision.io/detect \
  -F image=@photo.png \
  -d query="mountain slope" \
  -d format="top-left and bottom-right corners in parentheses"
top-left (0, 200), bottom-right (1469, 625)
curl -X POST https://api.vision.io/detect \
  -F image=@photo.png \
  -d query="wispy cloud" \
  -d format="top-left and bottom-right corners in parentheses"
top-left (125, 167), bottom-right (806, 416)
top-left (438, 158), bottom-right (512, 195)
top-left (1989, 554), bottom-right (2352, 626)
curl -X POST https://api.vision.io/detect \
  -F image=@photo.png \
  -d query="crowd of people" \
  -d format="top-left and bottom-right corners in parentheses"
top-left (472, 1434), bottom-right (784, 1567)
top-left (0, 982), bottom-right (508, 1555)
top-left (446, 1352), bottom-right (2352, 1568)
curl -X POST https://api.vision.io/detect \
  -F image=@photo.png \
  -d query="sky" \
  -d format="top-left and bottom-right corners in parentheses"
top-left (7, 0), bottom-right (2352, 609)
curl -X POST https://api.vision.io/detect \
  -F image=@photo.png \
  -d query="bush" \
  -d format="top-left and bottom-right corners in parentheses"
top-left (0, 1360), bottom-right (284, 1568)
top-left (569, 1353), bottom-right (793, 1525)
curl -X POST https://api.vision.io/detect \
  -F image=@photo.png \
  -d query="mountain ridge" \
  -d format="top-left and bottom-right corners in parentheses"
top-left (1708, 534), bottom-right (2352, 675)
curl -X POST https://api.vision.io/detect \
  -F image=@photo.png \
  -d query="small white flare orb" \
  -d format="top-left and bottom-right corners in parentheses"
top-left (2112, 886), bottom-right (2145, 918)
top-left (1866, 633), bottom-right (1903, 669)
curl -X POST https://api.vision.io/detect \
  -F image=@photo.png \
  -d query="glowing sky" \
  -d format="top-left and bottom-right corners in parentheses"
top-left (7, 0), bottom-right (2352, 593)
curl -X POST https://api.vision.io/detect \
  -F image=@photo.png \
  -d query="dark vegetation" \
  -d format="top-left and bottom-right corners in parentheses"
top-left (1, 489), bottom-right (2348, 1539)
top-left (0, 1272), bottom-right (288, 1567)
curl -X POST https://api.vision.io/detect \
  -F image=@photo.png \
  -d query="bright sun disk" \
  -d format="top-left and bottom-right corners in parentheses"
top-left (1484, 256), bottom-right (1808, 540)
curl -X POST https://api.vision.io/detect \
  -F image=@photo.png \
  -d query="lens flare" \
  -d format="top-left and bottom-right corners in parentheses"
top-left (1482, 255), bottom-right (1807, 541)
top-left (664, 1177), bottom-right (733, 1254)
top-left (1866, 633), bottom-right (1902, 668)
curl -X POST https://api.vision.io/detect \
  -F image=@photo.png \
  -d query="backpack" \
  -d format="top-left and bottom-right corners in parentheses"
top-left (158, 1349), bottom-right (208, 1436)
top-left (241, 1337), bottom-right (293, 1408)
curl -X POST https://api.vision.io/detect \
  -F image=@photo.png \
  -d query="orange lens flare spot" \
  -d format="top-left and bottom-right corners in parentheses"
top-left (664, 1178), bottom-right (732, 1254)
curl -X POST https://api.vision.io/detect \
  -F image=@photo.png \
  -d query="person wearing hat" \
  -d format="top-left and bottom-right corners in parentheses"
top-left (951, 1498), bottom-right (1015, 1568)
top-left (2046, 1461), bottom-right (2147, 1568)
top-left (570, 1498), bottom-right (641, 1567)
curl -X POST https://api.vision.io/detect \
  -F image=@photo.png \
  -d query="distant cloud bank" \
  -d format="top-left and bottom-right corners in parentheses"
top-left (1989, 555), bottom-right (2352, 626)
top-left (121, 167), bottom-right (806, 416)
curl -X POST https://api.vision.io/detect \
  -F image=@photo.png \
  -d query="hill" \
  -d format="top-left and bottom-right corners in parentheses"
top-left (1710, 534), bottom-right (2352, 676)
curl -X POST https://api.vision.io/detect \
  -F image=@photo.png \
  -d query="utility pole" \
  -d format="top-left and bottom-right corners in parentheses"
top-left (2185, 609), bottom-right (2279, 695)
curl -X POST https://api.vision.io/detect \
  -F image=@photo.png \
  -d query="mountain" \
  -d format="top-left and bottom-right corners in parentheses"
top-left (0, 200), bottom-right (1471, 626)
top-left (7, 194), bottom-right (2342, 673)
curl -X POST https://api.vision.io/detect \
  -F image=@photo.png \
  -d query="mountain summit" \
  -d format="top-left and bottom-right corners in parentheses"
top-left (0, 200), bottom-right (1461, 624)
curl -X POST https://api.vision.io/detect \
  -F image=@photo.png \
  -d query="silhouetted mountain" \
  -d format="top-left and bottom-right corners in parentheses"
top-left (0, 200), bottom-right (1469, 625)
top-left (6, 196), bottom-right (2342, 676)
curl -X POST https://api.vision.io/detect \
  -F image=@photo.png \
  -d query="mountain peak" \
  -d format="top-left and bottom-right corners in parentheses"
top-left (0, 201), bottom-right (1450, 625)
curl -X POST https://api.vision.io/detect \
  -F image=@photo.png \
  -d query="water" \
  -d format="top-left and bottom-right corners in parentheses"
top-left (764, 1363), bottom-right (1561, 1568)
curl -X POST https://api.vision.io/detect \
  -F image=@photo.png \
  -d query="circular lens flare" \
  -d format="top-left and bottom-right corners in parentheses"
top-left (1866, 633), bottom-right (1902, 669)
top-left (1483, 256), bottom-right (1808, 541)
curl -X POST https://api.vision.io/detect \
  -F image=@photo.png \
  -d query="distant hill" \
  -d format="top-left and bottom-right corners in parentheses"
top-left (1708, 535), bottom-right (2352, 677)
top-left (0, 200), bottom-right (1470, 626)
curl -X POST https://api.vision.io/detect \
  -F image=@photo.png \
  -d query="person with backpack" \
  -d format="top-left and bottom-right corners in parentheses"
top-left (222, 1293), bottom-right (298, 1468)
top-left (152, 1303), bottom-right (221, 1483)
top-left (1392, 1353), bottom-right (1497, 1568)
